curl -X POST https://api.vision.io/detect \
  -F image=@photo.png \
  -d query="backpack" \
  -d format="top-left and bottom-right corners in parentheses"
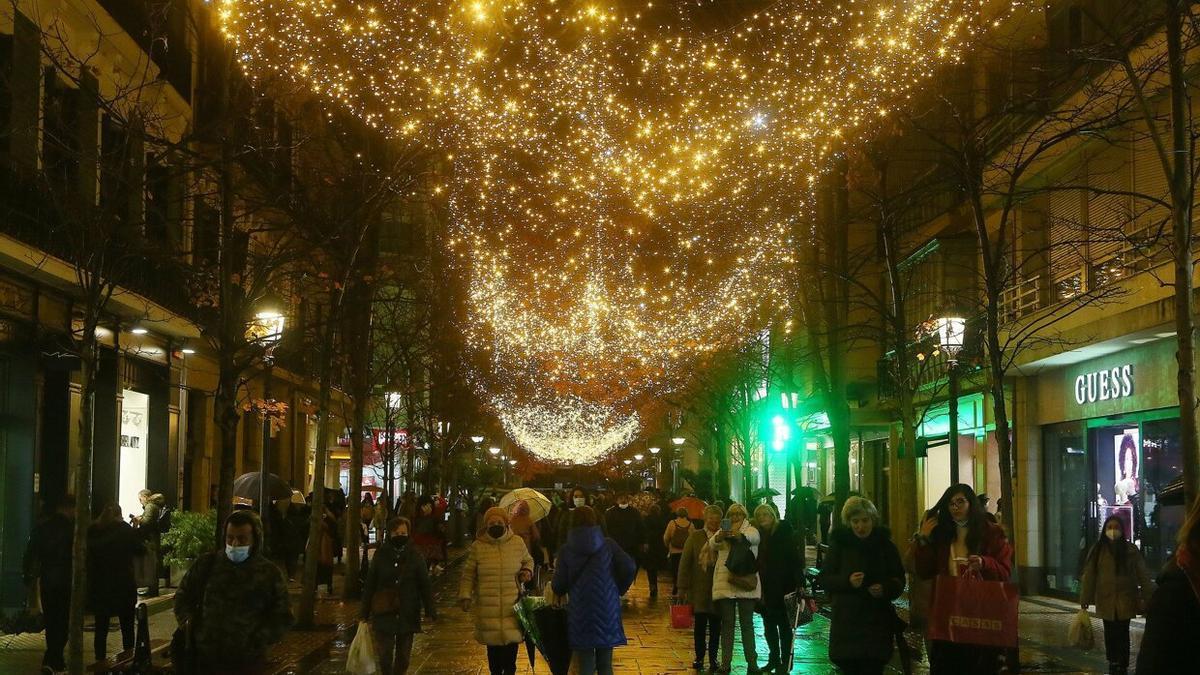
top-left (670, 521), bottom-right (692, 550)
top-left (158, 506), bottom-right (173, 534)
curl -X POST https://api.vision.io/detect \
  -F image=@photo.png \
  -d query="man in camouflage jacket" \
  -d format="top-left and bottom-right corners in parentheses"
top-left (175, 510), bottom-right (293, 671)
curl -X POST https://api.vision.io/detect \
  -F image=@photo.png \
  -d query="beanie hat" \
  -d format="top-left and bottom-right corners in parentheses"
top-left (484, 506), bottom-right (510, 527)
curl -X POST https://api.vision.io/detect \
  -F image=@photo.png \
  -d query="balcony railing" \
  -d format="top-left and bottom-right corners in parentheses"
top-left (999, 276), bottom-right (1042, 322)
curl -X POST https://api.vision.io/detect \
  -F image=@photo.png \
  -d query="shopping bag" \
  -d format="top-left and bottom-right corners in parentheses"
top-left (346, 621), bottom-right (379, 675)
top-left (926, 573), bottom-right (1019, 648)
top-left (670, 600), bottom-right (694, 629)
top-left (1068, 609), bottom-right (1095, 649)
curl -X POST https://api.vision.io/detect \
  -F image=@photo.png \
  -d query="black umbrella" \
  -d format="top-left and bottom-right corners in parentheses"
top-left (533, 605), bottom-right (572, 675)
top-left (232, 472), bottom-right (293, 501)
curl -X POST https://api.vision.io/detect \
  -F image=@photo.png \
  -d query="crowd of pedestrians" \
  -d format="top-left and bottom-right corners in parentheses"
top-left (17, 479), bottom-right (1200, 675)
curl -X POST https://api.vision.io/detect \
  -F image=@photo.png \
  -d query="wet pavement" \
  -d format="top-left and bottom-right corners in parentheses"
top-left (0, 552), bottom-right (1128, 674)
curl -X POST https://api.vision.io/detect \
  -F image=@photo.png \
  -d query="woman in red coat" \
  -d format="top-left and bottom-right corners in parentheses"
top-left (912, 483), bottom-right (1013, 675)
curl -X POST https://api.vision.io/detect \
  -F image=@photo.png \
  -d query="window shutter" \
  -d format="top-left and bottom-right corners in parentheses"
top-left (1086, 144), bottom-right (1130, 264)
top-left (1049, 172), bottom-right (1085, 280)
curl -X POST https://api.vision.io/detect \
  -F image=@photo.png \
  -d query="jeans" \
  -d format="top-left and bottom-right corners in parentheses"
top-left (486, 643), bottom-right (520, 675)
top-left (94, 605), bottom-right (135, 661)
top-left (717, 598), bottom-right (758, 669)
top-left (929, 639), bottom-right (998, 675)
top-left (762, 608), bottom-right (792, 667)
top-left (41, 587), bottom-right (69, 670)
top-left (576, 647), bottom-right (614, 675)
top-left (370, 625), bottom-right (415, 675)
top-left (1103, 619), bottom-right (1131, 672)
top-left (669, 553), bottom-right (683, 593)
top-left (693, 611), bottom-right (722, 664)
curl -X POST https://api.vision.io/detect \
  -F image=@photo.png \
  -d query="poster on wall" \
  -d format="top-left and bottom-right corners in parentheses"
top-left (1109, 427), bottom-right (1141, 546)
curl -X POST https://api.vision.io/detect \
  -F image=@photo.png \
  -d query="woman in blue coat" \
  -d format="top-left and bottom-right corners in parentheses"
top-left (551, 505), bottom-right (637, 675)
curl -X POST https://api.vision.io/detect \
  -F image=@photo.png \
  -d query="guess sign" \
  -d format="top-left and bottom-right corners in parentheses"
top-left (1074, 365), bottom-right (1133, 405)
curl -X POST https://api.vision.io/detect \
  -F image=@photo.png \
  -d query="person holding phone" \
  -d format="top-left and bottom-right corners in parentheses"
top-left (706, 503), bottom-right (762, 674)
top-left (820, 497), bottom-right (904, 675)
top-left (912, 483), bottom-right (1013, 674)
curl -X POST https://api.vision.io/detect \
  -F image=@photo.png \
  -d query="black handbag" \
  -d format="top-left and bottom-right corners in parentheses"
top-left (725, 537), bottom-right (758, 576)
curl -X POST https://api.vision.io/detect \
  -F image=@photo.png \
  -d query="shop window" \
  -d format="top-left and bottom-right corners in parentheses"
top-left (119, 389), bottom-right (151, 519)
top-left (1042, 420), bottom-right (1088, 595)
top-left (1141, 418), bottom-right (1185, 572)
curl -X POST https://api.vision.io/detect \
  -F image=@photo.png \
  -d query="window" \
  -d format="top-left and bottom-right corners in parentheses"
top-left (42, 69), bottom-right (80, 198)
top-left (192, 197), bottom-right (220, 264)
top-left (145, 154), bottom-right (178, 250)
top-left (0, 33), bottom-right (13, 159)
top-left (99, 114), bottom-right (136, 227)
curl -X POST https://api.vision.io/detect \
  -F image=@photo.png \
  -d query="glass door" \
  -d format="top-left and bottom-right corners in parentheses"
top-left (1043, 421), bottom-right (1089, 595)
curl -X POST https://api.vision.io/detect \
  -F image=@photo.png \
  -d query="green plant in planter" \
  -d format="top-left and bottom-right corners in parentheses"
top-left (162, 510), bottom-right (219, 568)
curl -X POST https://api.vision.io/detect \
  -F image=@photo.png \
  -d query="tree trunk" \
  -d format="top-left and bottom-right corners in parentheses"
top-left (1165, 1), bottom-right (1199, 508)
top-left (343, 393), bottom-right (367, 599)
top-left (66, 337), bottom-right (97, 675)
top-left (214, 365), bottom-right (241, 542)
top-left (298, 320), bottom-right (338, 627)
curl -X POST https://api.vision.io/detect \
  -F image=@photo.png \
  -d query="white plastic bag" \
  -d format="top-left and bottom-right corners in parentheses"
top-left (1068, 609), bottom-right (1095, 650)
top-left (347, 621), bottom-right (379, 675)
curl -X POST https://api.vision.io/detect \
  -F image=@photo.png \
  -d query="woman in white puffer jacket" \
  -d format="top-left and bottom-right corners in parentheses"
top-left (705, 503), bottom-right (762, 674)
top-left (458, 506), bottom-right (534, 675)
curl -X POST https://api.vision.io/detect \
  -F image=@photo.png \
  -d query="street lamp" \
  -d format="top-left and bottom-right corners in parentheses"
top-left (471, 435), bottom-right (485, 444)
top-left (634, 453), bottom-right (644, 461)
top-left (623, 459), bottom-right (633, 465)
top-left (672, 437), bottom-right (685, 447)
top-left (508, 459), bottom-right (517, 466)
top-left (649, 446), bottom-right (661, 455)
top-left (489, 446), bottom-right (501, 456)
top-left (247, 299), bottom-right (286, 525)
top-left (935, 315), bottom-right (966, 484)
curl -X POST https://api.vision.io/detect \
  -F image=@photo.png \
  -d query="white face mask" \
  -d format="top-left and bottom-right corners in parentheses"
top-left (1105, 528), bottom-right (1121, 541)
top-left (573, 497), bottom-right (586, 508)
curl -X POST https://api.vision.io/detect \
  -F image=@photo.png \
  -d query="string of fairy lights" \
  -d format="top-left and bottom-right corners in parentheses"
top-left (218, 0), bottom-right (1029, 464)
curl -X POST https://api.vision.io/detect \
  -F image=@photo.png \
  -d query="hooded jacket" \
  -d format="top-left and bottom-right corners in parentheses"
top-left (819, 525), bottom-right (905, 663)
top-left (362, 536), bottom-right (437, 634)
top-left (458, 528), bottom-right (534, 645)
top-left (174, 516), bottom-right (293, 668)
top-left (551, 525), bottom-right (636, 649)
top-left (706, 523), bottom-right (762, 600)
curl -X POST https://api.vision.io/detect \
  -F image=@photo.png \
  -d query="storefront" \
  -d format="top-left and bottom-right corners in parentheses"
top-left (1039, 338), bottom-right (1188, 598)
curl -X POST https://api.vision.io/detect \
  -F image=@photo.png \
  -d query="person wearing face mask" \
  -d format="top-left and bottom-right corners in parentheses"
top-left (676, 505), bottom-right (724, 671)
top-left (913, 483), bottom-right (1013, 674)
top-left (554, 487), bottom-right (604, 559)
top-left (1080, 515), bottom-right (1154, 675)
top-left (459, 507), bottom-right (534, 675)
top-left (362, 516), bottom-right (437, 675)
top-left (820, 497), bottom-right (905, 675)
top-left (173, 510), bottom-right (293, 672)
top-left (605, 493), bottom-right (648, 594)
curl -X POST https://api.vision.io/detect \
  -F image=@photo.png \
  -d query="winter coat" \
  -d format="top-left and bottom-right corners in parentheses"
top-left (362, 537), bottom-right (437, 634)
top-left (138, 495), bottom-right (165, 551)
top-left (174, 541), bottom-right (293, 668)
top-left (706, 523), bottom-right (761, 600)
top-left (605, 505), bottom-right (646, 562)
top-left (913, 521), bottom-right (1013, 581)
top-left (676, 528), bottom-right (718, 615)
top-left (643, 512), bottom-right (669, 571)
top-left (664, 518), bottom-right (694, 554)
top-left (1136, 556), bottom-right (1200, 675)
top-left (757, 521), bottom-right (805, 616)
top-left (551, 525), bottom-right (636, 649)
top-left (459, 530), bottom-right (534, 646)
top-left (510, 513), bottom-right (542, 563)
top-left (820, 526), bottom-right (905, 663)
top-left (86, 520), bottom-right (144, 614)
top-left (23, 512), bottom-right (74, 594)
top-left (1079, 541), bottom-right (1155, 621)
top-left (552, 506), bottom-right (606, 556)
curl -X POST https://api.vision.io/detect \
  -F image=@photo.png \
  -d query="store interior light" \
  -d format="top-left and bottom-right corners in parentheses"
top-left (130, 327), bottom-right (148, 335)
top-left (181, 347), bottom-right (197, 355)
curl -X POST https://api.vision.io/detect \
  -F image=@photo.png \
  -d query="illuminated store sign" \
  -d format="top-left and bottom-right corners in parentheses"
top-left (1074, 365), bottom-right (1133, 405)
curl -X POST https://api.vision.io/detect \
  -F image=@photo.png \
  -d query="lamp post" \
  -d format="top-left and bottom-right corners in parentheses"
top-left (248, 304), bottom-right (285, 525)
top-left (671, 436), bottom-right (685, 494)
top-left (649, 446), bottom-right (661, 488)
top-left (936, 316), bottom-right (966, 485)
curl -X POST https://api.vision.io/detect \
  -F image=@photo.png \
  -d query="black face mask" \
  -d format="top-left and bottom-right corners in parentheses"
top-left (391, 534), bottom-right (409, 547)
top-left (488, 525), bottom-right (506, 539)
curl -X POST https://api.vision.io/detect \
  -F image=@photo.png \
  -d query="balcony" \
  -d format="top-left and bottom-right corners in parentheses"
top-left (96, 0), bottom-right (192, 103)
top-left (999, 276), bottom-right (1042, 323)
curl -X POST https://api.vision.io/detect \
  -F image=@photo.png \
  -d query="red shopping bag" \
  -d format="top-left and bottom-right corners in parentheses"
top-left (670, 602), bottom-right (694, 629)
top-left (927, 573), bottom-right (1019, 648)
